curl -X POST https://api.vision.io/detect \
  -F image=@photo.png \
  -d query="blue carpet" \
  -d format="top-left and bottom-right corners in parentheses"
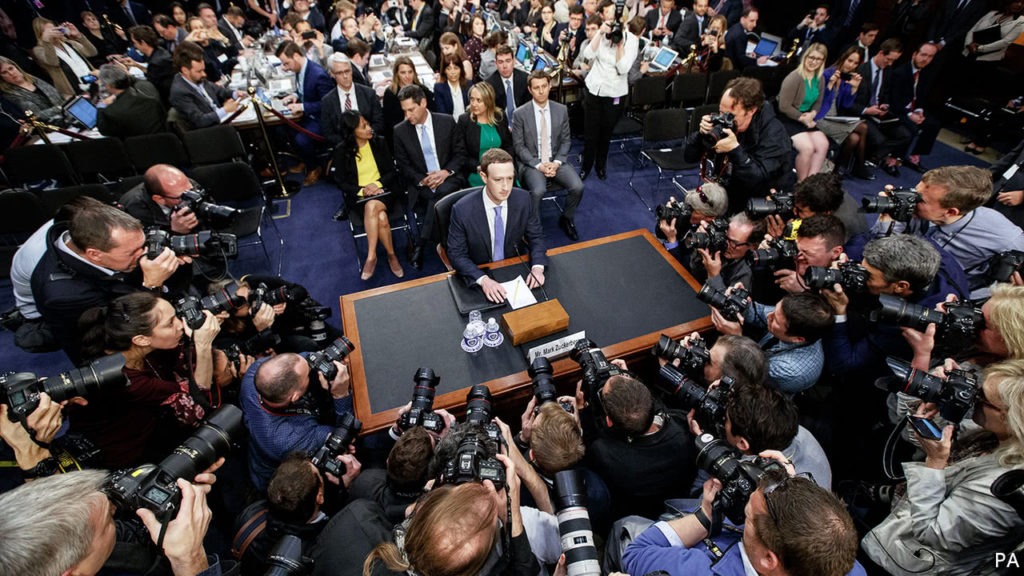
top-left (0, 134), bottom-right (995, 376)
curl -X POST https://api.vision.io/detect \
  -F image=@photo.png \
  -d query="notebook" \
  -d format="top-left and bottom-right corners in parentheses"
top-left (447, 275), bottom-right (506, 315)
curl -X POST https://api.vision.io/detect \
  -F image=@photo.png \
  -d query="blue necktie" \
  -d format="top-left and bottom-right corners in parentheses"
top-left (505, 79), bottom-right (514, 129)
top-left (493, 206), bottom-right (505, 261)
top-left (844, 0), bottom-right (860, 26)
top-left (420, 125), bottom-right (440, 174)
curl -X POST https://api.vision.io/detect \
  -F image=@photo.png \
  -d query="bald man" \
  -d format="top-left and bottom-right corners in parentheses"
top-left (119, 163), bottom-right (200, 234)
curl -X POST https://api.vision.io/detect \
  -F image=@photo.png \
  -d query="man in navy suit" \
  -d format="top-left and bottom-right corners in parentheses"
top-left (724, 7), bottom-right (767, 70)
top-left (645, 0), bottom-right (682, 45)
top-left (711, 0), bottom-right (742, 27)
top-left (277, 40), bottom-right (335, 185)
top-left (320, 53), bottom-right (384, 145)
top-left (168, 43), bottom-right (242, 129)
top-left (672, 0), bottom-right (710, 53)
top-left (786, 4), bottom-right (834, 55)
top-left (486, 45), bottom-right (530, 130)
top-left (448, 148), bottom-right (548, 303)
top-left (115, 0), bottom-right (153, 29)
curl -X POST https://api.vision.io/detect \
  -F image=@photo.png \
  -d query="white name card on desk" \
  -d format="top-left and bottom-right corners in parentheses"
top-left (527, 331), bottom-right (587, 364)
top-left (500, 276), bottom-right (538, 310)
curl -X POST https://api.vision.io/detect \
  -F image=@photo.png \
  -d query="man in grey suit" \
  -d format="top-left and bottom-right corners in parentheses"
top-left (511, 70), bottom-right (585, 241)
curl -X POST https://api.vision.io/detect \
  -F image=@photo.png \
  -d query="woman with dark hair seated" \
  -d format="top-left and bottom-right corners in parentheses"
top-left (331, 110), bottom-right (405, 280)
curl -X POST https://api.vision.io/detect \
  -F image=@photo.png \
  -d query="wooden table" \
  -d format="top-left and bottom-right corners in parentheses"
top-left (340, 229), bottom-right (712, 432)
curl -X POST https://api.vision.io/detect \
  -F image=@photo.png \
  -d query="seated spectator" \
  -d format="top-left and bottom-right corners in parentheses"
top-left (154, 14), bottom-right (188, 54)
top-left (645, 0), bottom-right (680, 45)
top-left (31, 17), bottom-right (98, 98)
top-left (778, 43), bottom-right (831, 182)
top-left (455, 82), bottom-right (514, 190)
top-left (0, 56), bottom-right (66, 126)
top-left (123, 25), bottom-right (175, 103)
top-left (723, 7), bottom-right (767, 70)
top-left (381, 55), bottom-right (436, 147)
top-left (888, 42), bottom-right (941, 174)
top-left (290, 0), bottom-right (327, 32)
top-left (343, 38), bottom-right (372, 86)
top-left (329, 15), bottom-right (359, 53)
top-left (862, 359), bottom-right (1024, 575)
top-left (845, 21), bottom-right (878, 65)
top-left (96, 63), bottom-right (167, 139)
top-left (712, 287), bottom-right (834, 394)
top-left (439, 32), bottom-right (475, 83)
top-left (478, 30), bottom-right (507, 81)
top-left (464, 15), bottom-right (488, 78)
top-left (682, 77), bottom-right (792, 210)
top-left (218, 5), bottom-right (254, 51)
top-left (785, 3), bottom-right (833, 56)
top-left (169, 2), bottom-right (189, 28)
top-left (434, 53), bottom-right (471, 118)
top-left (688, 13), bottom-right (728, 72)
top-left (185, 15), bottom-right (236, 78)
top-left (570, 15), bottom-right (602, 77)
top-left (330, 110), bottom-right (405, 280)
top-left (485, 45), bottom-right (530, 132)
top-left (321, 54), bottom-right (383, 146)
top-left (672, 0), bottom-right (709, 53)
top-left (294, 20), bottom-right (333, 68)
top-left (276, 40), bottom-right (334, 186)
top-left (74, 292), bottom-right (225, 468)
top-left (536, 2), bottom-right (560, 54)
top-left (79, 10), bottom-right (128, 66)
top-left (991, 135), bottom-right (1024, 227)
top-left (816, 46), bottom-right (872, 180)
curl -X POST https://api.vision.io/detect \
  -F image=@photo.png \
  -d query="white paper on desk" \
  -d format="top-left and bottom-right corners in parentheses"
top-left (500, 276), bottom-right (537, 310)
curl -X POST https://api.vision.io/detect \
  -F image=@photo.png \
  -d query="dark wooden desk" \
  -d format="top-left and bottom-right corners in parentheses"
top-left (340, 229), bottom-right (711, 432)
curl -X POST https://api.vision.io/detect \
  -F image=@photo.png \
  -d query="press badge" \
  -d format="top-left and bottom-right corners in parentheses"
top-left (613, 97), bottom-right (620, 105)
top-left (1004, 164), bottom-right (1020, 181)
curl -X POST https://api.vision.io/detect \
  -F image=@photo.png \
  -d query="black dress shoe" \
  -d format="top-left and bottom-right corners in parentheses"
top-left (579, 168), bottom-right (590, 180)
top-left (410, 244), bottom-right (424, 270)
top-left (596, 168), bottom-right (607, 180)
top-left (559, 216), bottom-right (579, 241)
top-left (852, 165), bottom-right (876, 181)
top-left (903, 158), bottom-right (926, 174)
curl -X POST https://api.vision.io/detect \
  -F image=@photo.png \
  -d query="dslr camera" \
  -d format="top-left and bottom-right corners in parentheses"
top-left (695, 433), bottom-right (784, 526)
top-left (309, 412), bottom-right (362, 477)
top-left (988, 250), bottom-right (1024, 283)
top-left (870, 294), bottom-right (984, 345)
top-left (465, 384), bottom-right (502, 450)
top-left (654, 201), bottom-right (692, 241)
top-left (696, 282), bottom-right (750, 322)
top-left (174, 288), bottom-right (248, 330)
top-left (145, 229), bottom-right (239, 260)
top-left (553, 469), bottom-right (601, 576)
top-left (0, 354), bottom-right (126, 423)
top-left (803, 262), bottom-right (868, 293)
top-left (441, 430), bottom-right (506, 491)
top-left (746, 236), bottom-right (798, 270)
top-left (306, 337), bottom-right (355, 381)
top-left (249, 283), bottom-right (308, 315)
top-left (746, 192), bottom-right (795, 218)
top-left (398, 368), bottom-right (446, 433)
top-left (884, 357), bottom-right (979, 423)
top-left (527, 357), bottom-right (575, 414)
top-left (861, 188), bottom-right (920, 223)
top-left (651, 334), bottom-right (709, 378)
top-left (683, 218), bottom-right (729, 253)
top-left (606, 0), bottom-right (626, 44)
top-left (656, 368), bottom-right (733, 437)
top-left (106, 405), bottom-right (243, 521)
top-left (175, 188), bottom-right (239, 224)
top-left (702, 112), bottom-right (735, 148)
top-left (569, 340), bottom-right (623, 394)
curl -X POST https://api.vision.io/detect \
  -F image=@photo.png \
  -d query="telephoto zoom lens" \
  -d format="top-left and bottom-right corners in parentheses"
top-left (554, 470), bottom-right (601, 576)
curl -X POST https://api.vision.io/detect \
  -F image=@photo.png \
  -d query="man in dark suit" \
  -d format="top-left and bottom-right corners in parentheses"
top-left (724, 7), bottom-right (766, 70)
top-left (321, 53), bottom-right (384, 145)
top-left (927, 0), bottom-right (988, 56)
top-left (276, 40), bottom-right (335, 185)
top-left (126, 25), bottom-right (175, 104)
top-left (831, 0), bottom-right (876, 48)
top-left (486, 45), bottom-right (530, 130)
top-left (96, 64), bottom-right (166, 139)
top-left (672, 0), bottom-right (710, 53)
top-left (841, 22), bottom-right (878, 66)
top-left (393, 84), bottom-right (468, 269)
top-left (344, 38), bottom-right (372, 86)
top-left (645, 0), bottom-right (682, 45)
top-left (553, 5), bottom-right (587, 61)
top-left (169, 43), bottom-right (241, 130)
top-left (404, 0), bottom-right (436, 55)
top-left (711, 0), bottom-right (742, 27)
top-left (448, 148), bottom-right (548, 302)
top-left (218, 6), bottom-right (253, 51)
top-left (512, 71), bottom-right (585, 241)
top-left (887, 42), bottom-right (941, 173)
top-left (786, 4), bottom-right (834, 55)
top-left (154, 14), bottom-right (188, 54)
top-left (292, 0), bottom-right (328, 32)
top-left (837, 37), bottom-right (912, 177)
top-left (114, 0), bottom-right (153, 29)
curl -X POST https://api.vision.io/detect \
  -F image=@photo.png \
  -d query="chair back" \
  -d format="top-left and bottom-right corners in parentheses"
top-left (183, 125), bottom-right (246, 165)
top-left (0, 189), bottom-right (48, 236)
top-left (706, 69), bottom-right (740, 104)
top-left (65, 139), bottom-right (136, 183)
top-left (688, 104), bottom-right (719, 134)
top-left (435, 187), bottom-right (481, 251)
top-left (3, 144), bottom-right (78, 187)
top-left (125, 133), bottom-right (190, 172)
top-left (631, 75), bottom-right (667, 108)
top-left (36, 184), bottom-right (116, 217)
top-left (672, 73), bottom-right (708, 105)
top-left (190, 161), bottom-right (265, 205)
top-left (643, 108), bottom-right (689, 144)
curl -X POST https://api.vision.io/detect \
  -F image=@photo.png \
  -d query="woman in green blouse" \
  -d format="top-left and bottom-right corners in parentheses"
top-left (455, 82), bottom-right (514, 187)
top-left (778, 42), bottom-right (830, 182)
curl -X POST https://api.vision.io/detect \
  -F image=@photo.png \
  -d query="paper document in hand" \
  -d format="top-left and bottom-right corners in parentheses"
top-left (501, 276), bottom-right (538, 310)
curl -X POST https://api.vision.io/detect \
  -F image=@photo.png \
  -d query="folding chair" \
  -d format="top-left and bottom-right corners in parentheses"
top-left (347, 198), bottom-right (413, 274)
top-left (65, 138), bottom-right (136, 185)
top-left (0, 189), bottom-right (48, 277)
top-left (125, 133), bottom-right (191, 172)
top-left (672, 73), bottom-right (709, 107)
top-left (706, 69), bottom-right (740, 104)
top-left (36, 184), bottom-right (116, 217)
top-left (628, 109), bottom-right (696, 210)
top-left (3, 144), bottom-right (78, 188)
top-left (182, 125), bottom-right (247, 166)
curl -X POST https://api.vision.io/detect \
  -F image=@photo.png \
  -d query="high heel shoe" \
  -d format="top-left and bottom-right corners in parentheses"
top-left (387, 253), bottom-right (404, 278)
top-left (361, 257), bottom-right (377, 280)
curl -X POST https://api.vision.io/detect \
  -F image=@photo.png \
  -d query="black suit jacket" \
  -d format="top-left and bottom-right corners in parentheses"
top-left (553, 22), bottom-right (586, 60)
top-left (218, 17), bottom-right (246, 51)
top-left (724, 23), bottom-right (756, 70)
top-left (433, 81), bottom-right (471, 116)
top-left (927, 0), bottom-right (989, 48)
top-left (320, 84), bottom-right (385, 145)
top-left (786, 24), bottom-right (833, 53)
top-left (351, 64), bottom-right (369, 87)
top-left (718, 0), bottom-right (742, 27)
top-left (330, 136), bottom-right (401, 207)
top-left (146, 48), bottom-right (175, 104)
top-left (646, 8), bottom-right (682, 41)
top-left (113, 1), bottom-right (153, 29)
top-left (447, 187), bottom-right (548, 282)
top-left (404, 4), bottom-right (436, 41)
top-left (455, 112), bottom-right (515, 177)
top-left (672, 11), bottom-right (708, 52)
top-left (96, 80), bottom-right (167, 139)
top-left (392, 112), bottom-right (466, 190)
top-left (168, 74), bottom-right (232, 129)
top-left (887, 61), bottom-right (936, 115)
top-left (485, 69), bottom-right (530, 119)
top-left (843, 60), bottom-right (893, 116)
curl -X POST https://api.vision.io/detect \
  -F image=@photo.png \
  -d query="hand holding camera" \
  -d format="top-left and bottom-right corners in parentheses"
top-left (140, 247), bottom-right (187, 289)
top-left (183, 310), bottom-right (221, 349)
top-left (170, 205), bottom-right (199, 234)
top-left (318, 361), bottom-right (351, 399)
top-left (137, 478), bottom-right (213, 576)
top-left (0, 393), bottom-right (64, 471)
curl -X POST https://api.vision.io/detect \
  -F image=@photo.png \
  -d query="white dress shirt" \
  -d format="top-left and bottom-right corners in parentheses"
top-left (532, 101), bottom-right (560, 168)
top-left (54, 43), bottom-right (92, 81)
top-left (449, 82), bottom-right (465, 118)
top-left (582, 30), bottom-right (639, 98)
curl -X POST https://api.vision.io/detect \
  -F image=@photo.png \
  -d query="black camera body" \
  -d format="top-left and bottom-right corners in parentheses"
top-left (306, 337), bottom-right (355, 381)
top-left (683, 218), bottom-right (729, 253)
top-left (442, 434), bottom-right (506, 491)
top-left (696, 283), bottom-right (750, 322)
top-left (0, 354), bottom-right (126, 422)
top-left (656, 367), bottom-right (733, 437)
top-left (569, 340), bottom-right (623, 394)
top-left (465, 384), bottom-right (502, 451)
top-left (203, 283), bottom-right (247, 315)
top-left (175, 189), bottom-right (239, 224)
top-left (747, 192), bottom-right (795, 218)
top-left (654, 201), bottom-right (692, 241)
top-left (174, 296), bottom-right (208, 330)
top-left (652, 334), bottom-right (709, 378)
top-left (861, 188), bottom-right (920, 222)
top-left (702, 112), bottom-right (736, 148)
top-left (871, 294), bottom-right (984, 345)
top-left (804, 262), bottom-right (868, 293)
top-left (106, 405), bottom-right (243, 521)
top-left (249, 283), bottom-right (307, 315)
top-left (310, 412), bottom-right (362, 477)
top-left (606, 0), bottom-right (626, 43)
top-left (885, 357), bottom-right (979, 423)
top-left (398, 368), bottom-right (446, 433)
top-left (988, 250), bottom-right (1024, 283)
top-left (145, 229), bottom-right (239, 260)
top-left (528, 356), bottom-right (558, 405)
top-left (746, 237), bottom-right (798, 270)
top-left (695, 433), bottom-right (783, 525)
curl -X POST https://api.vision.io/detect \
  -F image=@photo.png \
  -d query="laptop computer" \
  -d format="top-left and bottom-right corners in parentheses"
top-left (63, 96), bottom-right (97, 129)
top-left (648, 45), bottom-right (679, 72)
top-left (515, 41), bottom-right (530, 65)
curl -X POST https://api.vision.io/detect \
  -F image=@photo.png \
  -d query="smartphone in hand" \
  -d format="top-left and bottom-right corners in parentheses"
top-left (908, 415), bottom-right (943, 441)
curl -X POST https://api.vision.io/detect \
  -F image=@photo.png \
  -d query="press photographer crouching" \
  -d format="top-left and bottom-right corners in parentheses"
top-left (750, 213), bottom-right (846, 302)
top-left (680, 213), bottom-right (765, 291)
top-left (653, 331), bottom-right (767, 391)
top-left (681, 77), bottom-right (793, 209)
top-left (861, 359), bottom-right (1024, 575)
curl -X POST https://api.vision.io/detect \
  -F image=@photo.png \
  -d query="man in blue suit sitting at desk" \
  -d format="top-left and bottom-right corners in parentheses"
top-left (447, 148), bottom-right (549, 303)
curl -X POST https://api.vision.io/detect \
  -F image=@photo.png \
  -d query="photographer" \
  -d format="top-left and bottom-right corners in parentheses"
top-left (659, 332), bottom-right (767, 388)
top-left (348, 426), bottom-right (435, 525)
top-left (658, 184), bottom-right (731, 246)
top-left (754, 214), bottom-right (845, 302)
top-left (862, 359), bottom-right (1024, 575)
top-left (712, 286), bottom-right (834, 394)
top-left (868, 165), bottom-right (1024, 296)
top-left (240, 352), bottom-right (352, 491)
top-left (120, 164), bottom-right (203, 235)
top-left (0, 392), bottom-right (70, 485)
top-left (689, 212), bottom-right (764, 290)
top-left (622, 468), bottom-right (863, 576)
top-left (790, 172), bottom-right (867, 244)
top-left (0, 467), bottom-right (229, 576)
top-left (681, 77), bottom-right (792, 209)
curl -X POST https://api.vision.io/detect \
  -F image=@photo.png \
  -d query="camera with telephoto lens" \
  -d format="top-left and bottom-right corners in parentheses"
top-left (747, 192), bottom-right (795, 218)
top-left (0, 354), bottom-right (126, 423)
top-left (306, 336), bottom-right (355, 381)
top-left (106, 405), bottom-right (243, 521)
top-left (651, 334), bottom-right (709, 378)
top-left (569, 340), bottom-right (623, 394)
top-left (988, 250), bottom-right (1024, 283)
top-left (746, 237), bottom-right (798, 270)
top-left (870, 294), bottom-right (984, 345)
top-left (249, 282), bottom-right (308, 315)
top-left (683, 218), bottom-right (729, 253)
top-left (991, 469), bottom-right (1024, 520)
top-left (884, 357), bottom-right (979, 423)
top-left (696, 283), bottom-right (750, 322)
top-left (173, 296), bottom-right (208, 330)
top-left (702, 112), bottom-right (736, 148)
top-left (695, 433), bottom-right (784, 525)
top-left (654, 201), bottom-right (692, 241)
top-left (606, 0), bottom-right (625, 43)
top-left (861, 188), bottom-right (920, 222)
top-left (296, 300), bottom-right (332, 345)
top-left (656, 367), bottom-right (733, 437)
top-left (144, 229), bottom-right (239, 260)
top-left (398, 368), bottom-right (446, 433)
top-left (203, 282), bottom-right (247, 315)
top-left (804, 262), bottom-right (868, 293)
top-left (528, 357), bottom-right (576, 414)
top-left (309, 412), bottom-right (362, 477)
top-left (465, 384), bottom-right (502, 450)
top-left (553, 469), bottom-right (601, 576)
top-left (441, 432), bottom-right (506, 491)
top-left (175, 188), bottom-right (239, 224)
top-left (263, 534), bottom-right (310, 576)
top-left (221, 329), bottom-right (283, 373)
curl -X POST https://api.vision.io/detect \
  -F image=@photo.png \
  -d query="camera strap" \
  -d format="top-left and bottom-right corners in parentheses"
top-left (257, 394), bottom-right (318, 417)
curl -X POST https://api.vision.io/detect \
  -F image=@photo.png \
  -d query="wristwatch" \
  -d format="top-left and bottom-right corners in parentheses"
top-left (21, 456), bottom-right (59, 479)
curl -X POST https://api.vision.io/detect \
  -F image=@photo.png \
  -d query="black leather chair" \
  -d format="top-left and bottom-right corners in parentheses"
top-left (433, 186), bottom-right (479, 271)
top-left (125, 132), bottom-right (191, 172)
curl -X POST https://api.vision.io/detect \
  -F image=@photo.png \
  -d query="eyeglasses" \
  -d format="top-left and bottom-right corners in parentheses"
top-left (726, 236), bottom-right (749, 248)
top-left (804, 55), bottom-right (824, 62)
top-left (977, 386), bottom-right (1004, 413)
top-left (761, 471), bottom-right (814, 526)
